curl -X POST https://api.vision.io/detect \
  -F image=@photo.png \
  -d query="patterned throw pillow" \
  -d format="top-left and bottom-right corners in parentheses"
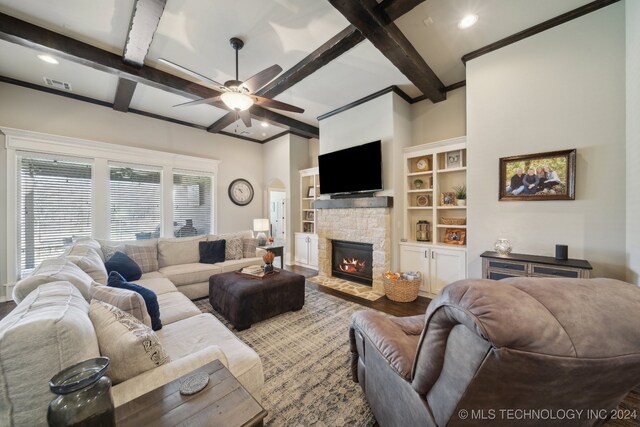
top-left (101, 243), bottom-right (124, 262)
top-left (89, 300), bottom-right (169, 384)
top-left (91, 285), bottom-right (151, 327)
top-left (225, 237), bottom-right (243, 260)
top-left (242, 237), bottom-right (258, 258)
top-left (125, 244), bottom-right (158, 274)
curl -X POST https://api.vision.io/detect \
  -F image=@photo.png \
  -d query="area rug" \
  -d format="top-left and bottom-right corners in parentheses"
top-left (194, 287), bottom-right (376, 427)
top-left (307, 275), bottom-right (384, 301)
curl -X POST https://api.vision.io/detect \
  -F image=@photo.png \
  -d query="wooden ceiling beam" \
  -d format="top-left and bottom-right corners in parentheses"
top-left (379, 0), bottom-right (426, 21)
top-left (114, 0), bottom-right (167, 112)
top-left (206, 25), bottom-right (363, 134)
top-left (329, 0), bottom-right (445, 103)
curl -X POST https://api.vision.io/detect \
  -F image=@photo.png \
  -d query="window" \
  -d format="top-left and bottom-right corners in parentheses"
top-left (17, 153), bottom-right (92, 277)
top-left (109, 163), bottom-right (161, 241)
top-left (173, 171), bottom-right (212, 237)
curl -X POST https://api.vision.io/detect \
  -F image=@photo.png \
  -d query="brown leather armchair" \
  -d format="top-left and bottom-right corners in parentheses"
top-left (349, 278), bottom-right (640, 427)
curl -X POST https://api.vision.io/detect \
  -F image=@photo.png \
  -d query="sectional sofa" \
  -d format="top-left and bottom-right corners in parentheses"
top-left (0, 231), bottom-right (267, 427)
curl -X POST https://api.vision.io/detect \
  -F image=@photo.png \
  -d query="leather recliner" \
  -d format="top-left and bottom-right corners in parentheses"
top-left (349, 277), bottom-right (640, 427)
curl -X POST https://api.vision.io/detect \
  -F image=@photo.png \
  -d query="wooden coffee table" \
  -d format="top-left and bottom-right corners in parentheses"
top-left (115, 359), bottom-right (266, 427)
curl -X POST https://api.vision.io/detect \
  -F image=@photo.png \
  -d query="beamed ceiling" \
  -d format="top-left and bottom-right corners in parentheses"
top-left (0, 0), bottom-right (614, 143)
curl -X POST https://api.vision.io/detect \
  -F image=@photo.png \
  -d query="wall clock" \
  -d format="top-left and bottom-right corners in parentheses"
top-left (228, 178), bottom-right (254, 206)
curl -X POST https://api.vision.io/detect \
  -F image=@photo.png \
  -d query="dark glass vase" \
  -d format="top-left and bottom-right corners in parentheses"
top-left (48, 357), bottom-right (115, 427)
top-left (263, 263), bottom-right (274, 273)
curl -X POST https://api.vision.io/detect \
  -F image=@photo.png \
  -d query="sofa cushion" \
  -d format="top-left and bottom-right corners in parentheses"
top-left (105, 251), bottom-right (142, 281)
top-left (158, 235), bottom-right (207, 268)
top-left (225, 237), bottom-right (243, 260)
top-left (156, 313), bottom-right (263, 397)
top-left (98, 238), bottom-right (158, 262)
top-left (199, 240), bottom-right (226, 264)
top-left (132, 277), bottom-right (178, 295)
top-left (0, 282), bottom-right (100, 427)
top-left (140, 271), bottom-right (164, 279)
top-left (13, 258), bottom-right (94, 303)
top-left (108, 272), bottom-right (162, 331)
top-left (208, 231), bottom-right (254, 241)
top-left (91, 285), bottom-right (151, 327)
top-left (157, 292), bottom-right (202, 325)
top-left (73, 238), bottom-right (105, 261)
top-left (243, 237), bottom-right (258, 258)
top-left (125, 244), bottom-right (158, 274)
top-left (158, 263), bottom-right (222, 287)
top-left (89, 300), bottom-right (170, 384)
top-left (65, 244), bottom-right (109, 284)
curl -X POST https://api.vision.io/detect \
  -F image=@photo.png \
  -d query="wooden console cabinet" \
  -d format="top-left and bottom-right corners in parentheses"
top-left (481, 251), bottom-right (592, 280)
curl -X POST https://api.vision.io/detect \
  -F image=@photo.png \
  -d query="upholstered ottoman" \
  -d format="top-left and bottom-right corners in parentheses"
top-left (208, 269), bottom-right (305, 330)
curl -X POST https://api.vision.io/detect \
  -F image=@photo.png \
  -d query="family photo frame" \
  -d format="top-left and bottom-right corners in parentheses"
top-left (499, 149), bottom-right (576, 201)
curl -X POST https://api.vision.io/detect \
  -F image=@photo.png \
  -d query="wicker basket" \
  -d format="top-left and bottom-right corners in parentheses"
top-left (383, 274), bottom-right (421, 303)
top-left (440, 217), bottom-right (466, 225)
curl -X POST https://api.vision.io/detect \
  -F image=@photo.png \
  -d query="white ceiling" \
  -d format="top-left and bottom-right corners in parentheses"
top-left (0, 0), bottom-right (601, 141)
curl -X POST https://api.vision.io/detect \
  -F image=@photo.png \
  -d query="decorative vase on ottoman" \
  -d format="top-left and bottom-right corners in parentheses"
top-left (48, 357), bottom-right (115, 427)
top-left (263, 251), bottom-right (275, 273)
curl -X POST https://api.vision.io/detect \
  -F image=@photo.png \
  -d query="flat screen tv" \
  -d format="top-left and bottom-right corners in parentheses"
top-left (318, 140), bottom-right (383, 196)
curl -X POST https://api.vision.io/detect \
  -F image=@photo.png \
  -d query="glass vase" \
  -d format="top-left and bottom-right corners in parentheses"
top-left (48, 357), bottom-right (115, 427)
top-left (494, 239), bottom-right (512, 256)
top-left (263, 263), bottom-right (274, 273)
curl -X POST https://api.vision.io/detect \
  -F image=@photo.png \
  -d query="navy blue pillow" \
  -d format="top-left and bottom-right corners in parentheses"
top-left (199, 240), bottom-right (226, 264)
top-left (104, 251), bottom-right (142, 282)
top-left (107, 271), bottom-right (162, 331)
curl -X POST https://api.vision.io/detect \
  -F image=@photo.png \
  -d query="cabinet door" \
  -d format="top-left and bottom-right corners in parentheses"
top-left (309, 235), bottom-right (319, 268)
top-left (295, 234), bottom-right (309, 265)
top-left (400, 245), bottom-right (429, 293)
top-left (430, 248), bottom-right (466, 294)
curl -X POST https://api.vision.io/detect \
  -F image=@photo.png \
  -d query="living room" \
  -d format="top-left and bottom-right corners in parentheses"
top-left (1, 0), bottom-right (639, 426)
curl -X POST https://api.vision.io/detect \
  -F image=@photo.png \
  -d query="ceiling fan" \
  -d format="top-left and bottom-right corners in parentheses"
top-left (158, 37), bottom-right (304, 128)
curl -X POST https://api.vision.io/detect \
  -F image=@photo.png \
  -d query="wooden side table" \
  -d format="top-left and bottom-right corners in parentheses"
top-left (116, 360), bottom-right (266, 427)
top-left (258, 244), bottom-right (284, 268)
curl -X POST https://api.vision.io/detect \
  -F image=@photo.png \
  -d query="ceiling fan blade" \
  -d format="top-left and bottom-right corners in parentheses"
top-left (158, 58), bottom-right (226, 90)
top-left (253, 95), bottom-right (304, 113)
top-left (238, 109), bottom-right (252, 127)
top-left (173, 96), bottom-right (222, 108)
top-left (241, 64), bottom-right (282, 93)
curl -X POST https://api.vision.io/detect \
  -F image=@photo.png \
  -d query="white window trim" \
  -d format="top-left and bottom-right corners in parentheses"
top-left (3, 127), bottom-right (220, 285)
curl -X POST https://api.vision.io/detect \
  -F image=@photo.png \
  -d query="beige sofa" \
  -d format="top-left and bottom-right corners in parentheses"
top-left (0, 232), bottom-right (266, 427)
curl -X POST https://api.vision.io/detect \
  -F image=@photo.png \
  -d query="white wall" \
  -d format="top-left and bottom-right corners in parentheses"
top-left (467, 3), bottom-right (625, 279)
top-left (308, 138), bottom-right (319, 167)
top-left (627, 0), bottom-right (640, 284)
top-left (411, 87), bottom-right (467, 145)
top-left (0, 82), bottom-right (266, 298)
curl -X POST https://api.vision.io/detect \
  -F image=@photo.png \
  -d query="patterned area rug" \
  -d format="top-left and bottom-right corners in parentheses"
top-left (194, 287), bottom-right (376, 427)
top-left (307, 275), bottom-right (384, 301)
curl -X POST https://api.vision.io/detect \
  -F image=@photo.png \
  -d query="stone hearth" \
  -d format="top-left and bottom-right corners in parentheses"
top-left (316, 206), bottom-right (391, 294)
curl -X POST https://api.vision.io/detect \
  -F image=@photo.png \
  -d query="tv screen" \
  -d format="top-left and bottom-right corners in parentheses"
top-left (318, 141), bottom-right (383, 195)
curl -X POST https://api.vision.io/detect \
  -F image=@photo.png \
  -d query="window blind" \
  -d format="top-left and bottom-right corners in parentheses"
top-left (17, 153), bottom-right (92, 277)
top-left (109, 163), bottom-right (161, 241)
top-left (173, 171), bottom-right (212, 237)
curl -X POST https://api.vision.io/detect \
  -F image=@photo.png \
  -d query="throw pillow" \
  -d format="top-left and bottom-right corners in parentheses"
top-left (91, 285), bottom-right (151, 327)
top-left (104, 251), bottom-right (142, 282)
top-left (100, 243), bottom-right (124, 262)
top-left (108, 271), bottom-right (162, 331)
top-left (242, 237), bottom-right (258, 258)
top-left (199, 240), bottom-right (226, 264)
top-left (12, 258), bottom-right (94, 303)
top-left (125, 244), bottom-right (158, 274)
top-left (89, 300), bottom-right (169, 384)
top-left (225, 237), bottom-right (243, 260)
top-left (65, 244), bottom-right (109, 284)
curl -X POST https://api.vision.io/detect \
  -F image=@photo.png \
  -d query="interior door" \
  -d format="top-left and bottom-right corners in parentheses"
top-left (269, 190), bottom-right (286, 240)
top-left (430, 248), bottom-right (466, 295)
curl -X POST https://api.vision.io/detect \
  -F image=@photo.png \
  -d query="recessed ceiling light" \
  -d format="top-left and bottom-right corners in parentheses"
top-left (458, 14), bottom-right (478, 29)
top-left (262, 132), bottom-right (267, 137)
top-left (37, 54), bottom-right (59, 64)
top-left (261, 122), bottom-right (269, 128)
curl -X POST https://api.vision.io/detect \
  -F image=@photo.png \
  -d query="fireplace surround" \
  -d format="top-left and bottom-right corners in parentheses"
top-left (331, 240), bottom-right (373, 286)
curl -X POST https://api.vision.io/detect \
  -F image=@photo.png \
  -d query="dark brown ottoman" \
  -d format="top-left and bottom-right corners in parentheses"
top-left (208, 269), bottom-right (305, 330)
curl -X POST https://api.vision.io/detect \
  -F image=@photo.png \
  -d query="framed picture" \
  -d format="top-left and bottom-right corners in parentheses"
top-left (307, 186), bottom-right (315, 198)
top-left (443, 228), bottom-right (466, 245)
top-left (440, 192), bottom-right (456, 206)
top-left (305, 211), bottom-right (315, 221)
top-left (445, 150), bottom-right (463, 169)
top-left (499, 149), bottom-right (576, 201)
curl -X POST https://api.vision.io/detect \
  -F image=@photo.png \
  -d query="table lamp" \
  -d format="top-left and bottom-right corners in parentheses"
top-left (253, 219), bottom-right (269, 246)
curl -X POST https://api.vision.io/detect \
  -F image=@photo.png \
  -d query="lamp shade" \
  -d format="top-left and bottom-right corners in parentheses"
top-left (253, 218), bottom-right (269, 232)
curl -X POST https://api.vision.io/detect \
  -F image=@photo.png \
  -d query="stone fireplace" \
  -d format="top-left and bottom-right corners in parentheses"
top-left (315, 198), bottom-right (392, 294)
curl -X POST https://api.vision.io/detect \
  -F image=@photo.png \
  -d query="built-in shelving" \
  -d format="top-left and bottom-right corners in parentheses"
top-left (299, 167), bottom-right (319, 234)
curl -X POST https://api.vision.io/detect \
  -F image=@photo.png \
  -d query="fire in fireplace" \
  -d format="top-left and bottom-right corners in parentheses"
top-left (331, 240), bottom-right (373, 286)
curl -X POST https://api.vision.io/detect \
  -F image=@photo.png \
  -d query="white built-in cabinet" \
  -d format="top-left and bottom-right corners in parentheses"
top-left (400, 136), bottom-right (468, 297)
top-left (295, 232), bottom-right (318, 270)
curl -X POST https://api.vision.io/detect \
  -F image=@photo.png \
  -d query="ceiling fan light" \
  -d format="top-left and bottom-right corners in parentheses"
top-left (221, 91), bottom-right (254, 111)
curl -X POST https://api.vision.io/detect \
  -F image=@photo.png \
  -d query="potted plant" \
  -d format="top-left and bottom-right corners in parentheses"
top-left (414, 179), bottom-right (424, 189)
top-left (453, 185), bottom-right (466, 206)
